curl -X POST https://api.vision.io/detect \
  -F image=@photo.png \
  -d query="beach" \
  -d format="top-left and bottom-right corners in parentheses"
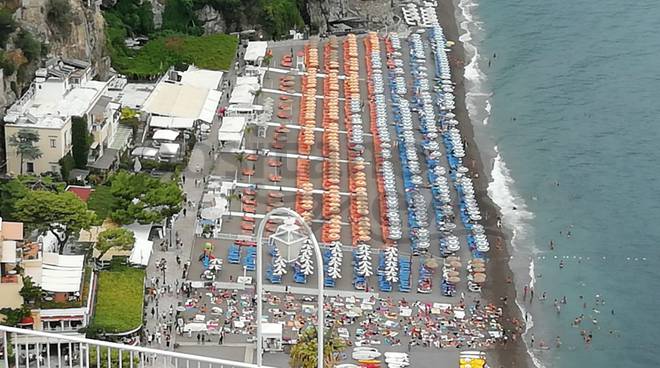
top-left (433, 0), bottom-right (531, 366)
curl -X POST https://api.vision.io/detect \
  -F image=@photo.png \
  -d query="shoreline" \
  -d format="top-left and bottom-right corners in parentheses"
top-left (434, 0), bottom-right (531, 366)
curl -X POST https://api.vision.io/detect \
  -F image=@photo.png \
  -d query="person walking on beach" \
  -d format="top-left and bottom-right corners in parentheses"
top-left (523, 285), bottom-right (528, 300)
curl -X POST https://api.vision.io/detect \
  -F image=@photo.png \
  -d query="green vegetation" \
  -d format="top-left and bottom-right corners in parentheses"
top-left (8, 129), bottom-right (42, 175)
top-left (290, 326), bottom-right (347, 368)
top-left (19, 276), bottom-right (42, 305)
top-left (71, 116), bottom-right (92, 169)
top-left (0, 7), bottom-right (16, 48)
top-left (163, 0), bottom-right (202, 35)
top-left (109, 33), bottom-right (238, 78)
top-left (0, 178), bottom-right (28, 220)
top-left (108, 171), bottom-right (183, 224)
top-left (90, 265), bottom-right (145, 334)
top-left (0, 52), bottom-right (16, 76)
top-left (96, 227), bottom-right (135, 258)
top-left (14, 30), bottom-right (42, 62)
top-left (260, 0), bottom-right (304, 39)
top-left (59, 153), bottom-right (76, 180)
top-left (87, 185), bottom-right (118, 224)
top-left (89, 347), bottom-right (139, 368)
top-left (104, 0), bottom-right (154, 36)
top-left (14, 190), bottom-right (96, 254)
top-left (46, 0), bottom-right (73, 36)
top-left (0, 307), bottom-right (31, 327)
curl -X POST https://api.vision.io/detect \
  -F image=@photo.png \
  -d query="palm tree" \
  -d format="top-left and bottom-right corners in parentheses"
top-left (223, 190), bottom-right (240, 216)
top-left (242, 124), bottom-right (255, 149)
top-left (289, 326), bottom-right (346, 368)
top-left (234, 152), bottom-right (246, 170)
top-left (8, 129), bottom-right (42, 175)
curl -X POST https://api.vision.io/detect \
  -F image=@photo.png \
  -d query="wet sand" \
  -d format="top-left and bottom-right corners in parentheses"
top-left (435, 0), bottom-right (531, 366)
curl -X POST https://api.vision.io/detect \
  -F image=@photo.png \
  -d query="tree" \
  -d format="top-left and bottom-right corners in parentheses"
top-left (71, 116), bottom-right (92, 169)
top-left (234, 152), bottom-right (246, 169)
top-left (15, 190), bottom-right (96, 254)
top-left (14, 30), bottom-right (42, 62)
top-left (96, 228), bottom-right (135, 258)
top-left (0, 178), bottom-right (29, 220)
top-left (8, 129), bottom-right (42, 175)
top-left (290, 326), bottom-right (346, 368)
top-left (19, 276), bottom-right (42, 305)
top-left (0, 7), bottom-right (16, 48)
top-left (108, 171), bottom-right (183, 224)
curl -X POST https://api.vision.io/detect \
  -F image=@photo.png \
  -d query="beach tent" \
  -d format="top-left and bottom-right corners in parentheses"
top-left (131, 147), bottom-right (159, 158)
top-left (244, 41), bottom-right (268, 65)
top-left (126, 223), bottom-right (153, 267)
top-left (159, 143), bottom-right (180, 158)
top-left (261, 322), bottom-right (283, 351)
top-left (152, 129), bottom-right (180, 141)
top-left (218, 116), bottom-right (246, 150)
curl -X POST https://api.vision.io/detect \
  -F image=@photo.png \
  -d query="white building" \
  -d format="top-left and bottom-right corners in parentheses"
top-left (3, 59), bottom-right (129, 174)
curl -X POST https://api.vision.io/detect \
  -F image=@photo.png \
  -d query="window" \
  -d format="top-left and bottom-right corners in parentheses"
top-left (26, 162), bottom-right (34, 173)
top-left (50, 138), bottom-right (56, 148)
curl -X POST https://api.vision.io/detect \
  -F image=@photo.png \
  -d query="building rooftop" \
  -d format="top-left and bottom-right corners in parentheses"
top-left (66, 186), bottom-right (93, 202)
top-left (1, 219), bottom-right (24, 241)
top-left (5, 80), bottom-right (108, 128)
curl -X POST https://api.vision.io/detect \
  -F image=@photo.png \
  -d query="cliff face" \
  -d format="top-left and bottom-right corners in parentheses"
top-left (16, 0), bottom-right (109, 73)
top-left (0, 0), bottom-right (109, 113)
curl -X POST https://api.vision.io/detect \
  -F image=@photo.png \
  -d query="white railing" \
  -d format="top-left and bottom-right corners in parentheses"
top-left (0, 325), bottom-right (271, 368)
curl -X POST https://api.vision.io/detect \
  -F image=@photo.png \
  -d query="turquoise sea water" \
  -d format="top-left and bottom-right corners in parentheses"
top-left (454, 0), bottom-right (660, 366)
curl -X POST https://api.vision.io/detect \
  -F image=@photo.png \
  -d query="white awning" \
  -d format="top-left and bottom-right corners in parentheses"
top-left (218, 116), bottom-right (246, 143)
top-left (180, 66), bottom-right (224, 90)
top-left (131, 147), bottom-right (159, 158)
top-left (244, 41), bottom-right (268, 62)
top-left (1, 240), bottom-right (17, 263)
top-left (159, 143), bottom-right (180, 156)
top-left (40, 253), bottom-right (84, 292)
top-left (261, 322), bottom-right (282, 339)
top-left (126, 223), bottom-right (153, 267)
top-left (199, 90), bottom-right (222, 123)
top-left (229, 85), bottom-right (256, 105)
top-left (152, 129), bottom-right (180, 141)
top-left (150, 116), bottom-right (195, 129)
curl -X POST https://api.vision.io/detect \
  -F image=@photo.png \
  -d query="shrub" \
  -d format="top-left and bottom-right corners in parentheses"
top-left (71, 116), bottom-right (91, 169)
top-left (14, 30), bottom-right (42, 62)
top-left (0, 7), bottom-right (16, 48)
top-left (46, 0), bottom-right (73, 35)
top-left (0, 52), bottom-right (16, 76)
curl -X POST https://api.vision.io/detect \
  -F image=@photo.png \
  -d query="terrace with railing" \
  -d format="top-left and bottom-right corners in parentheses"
top-left (0, 325), bottom-right (272, 368)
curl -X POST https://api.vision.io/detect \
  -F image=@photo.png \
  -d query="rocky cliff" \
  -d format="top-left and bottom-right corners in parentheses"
top-left (0, 0), bottom-right (109, 113)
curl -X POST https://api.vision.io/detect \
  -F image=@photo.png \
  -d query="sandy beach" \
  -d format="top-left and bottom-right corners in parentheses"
top-left (434, 0), bottom-right (531, 366)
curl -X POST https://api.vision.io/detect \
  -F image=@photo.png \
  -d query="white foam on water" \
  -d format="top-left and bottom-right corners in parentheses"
top-left (456, 0), bottom-right (491, 127)
top-left (487, 147), bottom-right (544, 367)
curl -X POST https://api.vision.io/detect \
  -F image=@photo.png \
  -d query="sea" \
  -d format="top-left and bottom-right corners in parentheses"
top-left (452, 0), bottom-right (660, 366)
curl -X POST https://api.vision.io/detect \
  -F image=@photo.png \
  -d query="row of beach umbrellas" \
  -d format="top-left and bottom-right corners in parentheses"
top-left (366, 32), bottom-right (403, 244)
top-left (344, 34), bottom-right (372, 246)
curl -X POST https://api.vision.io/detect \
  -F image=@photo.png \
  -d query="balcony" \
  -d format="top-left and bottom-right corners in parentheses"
top-left (1, 325), bottom-right (272, 368)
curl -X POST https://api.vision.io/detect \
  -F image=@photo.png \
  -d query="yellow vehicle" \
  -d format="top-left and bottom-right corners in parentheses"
top-left (459, 351), bottom-right (487, 368)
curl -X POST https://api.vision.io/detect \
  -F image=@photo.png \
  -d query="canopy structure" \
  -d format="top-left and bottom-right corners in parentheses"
top-left (159, 143), bottom-right (180, 157)
top-left (229, 76), bottom-right (260, 105)
top-left (218, 116), bottom-right (246, 149)
top-left (244, 41), bottom-right (268, 64)
top-left (149, 116), bottom-right (195, 130)
top-left (126, 223), bottom-right (153, 267)
top-left (180, 66), bottom-right (224, 90)
top-left (261, 322), bottom-right (283, 351)
top-left (152, 129), bottom-right (180, 141)
top-left (143, 78), bottom-right (222, 123)
top-left (40, 253), bottom-right (85, 293)
top-left (131, 147), bottom-right (159, 158)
